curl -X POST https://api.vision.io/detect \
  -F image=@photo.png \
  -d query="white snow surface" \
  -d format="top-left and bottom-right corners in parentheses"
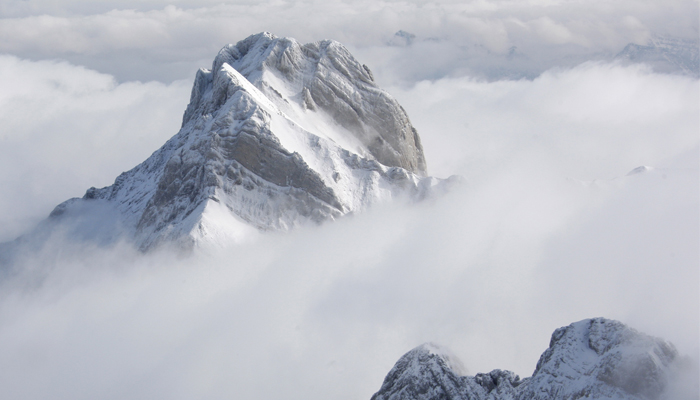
top-left (10, 32), bottom-right (454, 251)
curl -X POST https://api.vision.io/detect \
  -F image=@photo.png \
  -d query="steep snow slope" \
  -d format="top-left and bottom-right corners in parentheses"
top-left (8, 33), bottom-right (455, 251)
top-left (372, 318), bottom-right (681, 400)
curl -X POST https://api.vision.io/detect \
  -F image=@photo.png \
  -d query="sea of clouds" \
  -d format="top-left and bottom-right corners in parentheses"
top-left (0, 1), bottom-right (698, 399)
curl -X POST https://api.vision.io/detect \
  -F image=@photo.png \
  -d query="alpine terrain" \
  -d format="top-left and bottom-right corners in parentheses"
top-left (615, 35), bottom-right (700, 78)
top-left (3, 32), bottom-right (456, 252)
top-left (372, 318), bottom-right (683, 400)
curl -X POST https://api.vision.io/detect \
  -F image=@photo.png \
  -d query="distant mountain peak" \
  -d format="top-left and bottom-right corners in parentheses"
top-left (615, 34), bottom-right (699, 78)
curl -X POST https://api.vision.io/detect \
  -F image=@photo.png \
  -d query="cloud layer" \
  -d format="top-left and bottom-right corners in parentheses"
top-left (1, 0), bottom-right (697, 82)
top-left (391, 62), bottom-right (699, 179)
top-left (0, 55), bottom-right (190, 241)
top-left (0, 163), bottom-right (697, 400)
top-left (0, 55), bottom-right (697, 399)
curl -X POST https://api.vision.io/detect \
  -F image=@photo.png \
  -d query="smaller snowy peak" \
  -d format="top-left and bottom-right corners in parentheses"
top-left (389, 30), bottom-right (416, 47)
top-left (370, 343), bottom-right (465, 400)
top-left (627, 166), bottom-right (654, 176)
top-left (371, 343), bottom-right (521, 400)
top-left (371, 318), bottom-right (681, 400)
top-left (615, 35), bottom-right (699, 78)
top-left (524, 318), bottom-right (678, 400)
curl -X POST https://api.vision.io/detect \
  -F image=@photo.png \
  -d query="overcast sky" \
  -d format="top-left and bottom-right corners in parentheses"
top-left (0, 1), bottom-right (698, 399)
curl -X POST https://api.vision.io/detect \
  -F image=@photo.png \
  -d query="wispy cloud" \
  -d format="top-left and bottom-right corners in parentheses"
top-left (1, 0), bottom-right (697, 82)
top-left (391, 62), bottom-right (699, 179)
top-left (0, 55), bottom-right (190, 240)
top-left (0, 56), bottom-right (696, 399)
top-left (0, 164), bottom-right (696, 399)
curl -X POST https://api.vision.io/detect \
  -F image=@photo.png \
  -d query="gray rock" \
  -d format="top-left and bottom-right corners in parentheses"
top-left (2, 32), bottom-right (456, 253)
top-left (372, 318), bottom-right (680, 400)
top-left (206, 32), bottom-right (428, 176)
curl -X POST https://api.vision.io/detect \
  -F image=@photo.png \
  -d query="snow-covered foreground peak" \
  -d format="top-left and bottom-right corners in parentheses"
top-left (372, 318), bottom-right (681, 400)
top-left (3, 33), bottom-right (456, 252)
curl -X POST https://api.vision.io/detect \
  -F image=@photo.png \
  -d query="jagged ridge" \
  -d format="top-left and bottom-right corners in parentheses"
top-left (371, 318), bottom-right (679, 400)
top-left (6, 32), bottom-right (456, 252)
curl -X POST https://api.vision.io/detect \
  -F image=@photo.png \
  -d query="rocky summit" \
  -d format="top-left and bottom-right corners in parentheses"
top-left (8, 32), bottom-right (456, 252)
top-left (372, 318), bottom-right (680, 400)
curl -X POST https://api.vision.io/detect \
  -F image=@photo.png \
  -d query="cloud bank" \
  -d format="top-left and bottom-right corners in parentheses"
top-left (1, 0), bottom-right (697, 82)
top-left (391, 62), bottom-right (699, 179)
top-left (0, 55), bottom-right (697, 399)
top-left (0, 55), bottom-right (190, 241)
top-left (0, 164), bottom-right (696, 400)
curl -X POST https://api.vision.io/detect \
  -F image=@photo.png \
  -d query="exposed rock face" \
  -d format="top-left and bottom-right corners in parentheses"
top-left (204, 32), bottom-right (428, 175)
top-left (5, 32), bottom-right (453, 251)
top-left (372, 318), bottom-right (680, 400)
top-left (371, 343), bottom-right (520, 400)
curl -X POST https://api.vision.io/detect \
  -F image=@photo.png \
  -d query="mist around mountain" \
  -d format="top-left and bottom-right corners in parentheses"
top-left (0, 33), bottom-right (459, 256)
top-left (2, 1), bottom-right (697, 84)
top-left (381, 30), bottom-right (699, 81)
top-left (4, 30), bottom-right (696, 254)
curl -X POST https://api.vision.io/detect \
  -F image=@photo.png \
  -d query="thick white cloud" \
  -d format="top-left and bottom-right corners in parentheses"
top-left (390, 62), bottom-right (699, 179)
top-left (0, 55), bottom-right (190, 241)
top-left (0, 164), bottom-right (696, 400)
top-left (0, 55), bottom-right (696, 399)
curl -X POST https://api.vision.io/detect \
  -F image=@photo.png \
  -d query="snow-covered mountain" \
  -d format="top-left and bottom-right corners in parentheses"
top-left (371, 318), bottom-right (681, 400)
top-left (616, 36), bottom-right (700, 78)
top-left (5, 32), bottom-right (456, 252)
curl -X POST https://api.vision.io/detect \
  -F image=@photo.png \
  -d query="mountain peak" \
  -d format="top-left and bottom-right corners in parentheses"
top-left (372, 318), bottom-right (679, 400)
top-left (4, 33), bottom-right (454, 252)
top-left (530, 318), bottom-right (678, 400)
top-left (201, 32), bottom-right (428, 175)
